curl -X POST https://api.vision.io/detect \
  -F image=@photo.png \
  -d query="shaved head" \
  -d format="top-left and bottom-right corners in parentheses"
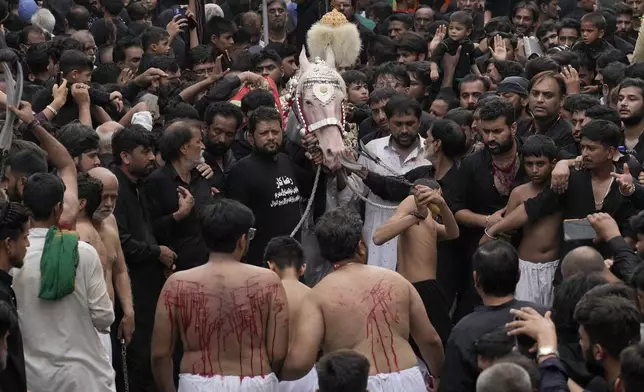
top-left (88, 167), bottom-right (118, 222)
top-left (88, 167), bottom-right (117, 186)
top-left (561, 246), bottom-right (605, 280)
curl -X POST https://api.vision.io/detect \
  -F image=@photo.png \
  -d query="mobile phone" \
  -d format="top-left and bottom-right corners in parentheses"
top-left (174, 7), bottom-right (198, 30)
top-left (56, 71), bottom-right (62, 86)
top-left (173, 7), bottom-right (186, 16)
top-left (221, 50), bottom-right (233, 70)
top-left (563, 218), bottom-right (596, 242)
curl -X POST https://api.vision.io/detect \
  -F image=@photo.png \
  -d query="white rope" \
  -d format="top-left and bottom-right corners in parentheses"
top-left (290, 165), bottom-right (322, 237)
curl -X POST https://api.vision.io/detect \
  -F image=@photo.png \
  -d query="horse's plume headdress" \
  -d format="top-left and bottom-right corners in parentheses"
top-left (306, 9), bottom-right (362, 69)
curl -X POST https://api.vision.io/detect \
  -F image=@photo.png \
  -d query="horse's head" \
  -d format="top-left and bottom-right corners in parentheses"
top-left (296, 49), bottom-right (346, 171)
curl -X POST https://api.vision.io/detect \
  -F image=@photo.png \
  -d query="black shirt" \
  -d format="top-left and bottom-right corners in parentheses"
top-left (517, 116), bottom-right (578, 159)
top-left (144, 164), bottom-right (214, 271)
top-left (203, 149), bottom-right (236, 195)
top-left (438, 299), bottom-right (548, 392)
top-left (620, 130), bottom-right (644, 165)
top-left (0, 271), bottom-right (26, 392)
top-left (430, 37), bottom-right (476, 80)
top-left (231, 127), bottom-right (254, 161)
top-left (572, 39), bottom-right (616, 65)
top-left (225, 152), bottom-right (313, 266)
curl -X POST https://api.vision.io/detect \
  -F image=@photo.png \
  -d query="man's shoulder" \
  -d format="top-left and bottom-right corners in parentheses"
top-left (77, 240), bottom-right (101, 261)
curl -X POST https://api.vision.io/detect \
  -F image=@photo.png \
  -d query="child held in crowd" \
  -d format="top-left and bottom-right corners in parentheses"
top-left (430, 11), bottom-right (479, 83)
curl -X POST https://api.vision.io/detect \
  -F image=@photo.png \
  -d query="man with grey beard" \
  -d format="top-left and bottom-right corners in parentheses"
top-left (144, 119), bottom-right (215, 271)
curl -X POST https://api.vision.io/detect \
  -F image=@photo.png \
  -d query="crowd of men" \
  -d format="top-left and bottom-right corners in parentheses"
top-left (0, 0), bottom-right (644, 391)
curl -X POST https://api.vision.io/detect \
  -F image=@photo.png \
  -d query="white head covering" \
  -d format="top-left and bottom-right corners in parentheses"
top-left (131, 111), bottom-right (154, 131)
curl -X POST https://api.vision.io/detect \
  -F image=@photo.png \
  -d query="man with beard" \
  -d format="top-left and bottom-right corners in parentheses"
top-left (481, 135), bottom-right (561, 307)
top-left (517, 71), bottom-right (577, 158)
top-left (497, 76), bottom-right (530, 122)
top-left (538, 0), bottom-right (561, 23)
top-left (459, 74), bottom-right (488, 110)
top-left (568, 94), bottom-right (601, 149)
top-left (0, 202), bottom-right (30, 392)
top-left (88, 167), bottom-right (135, 368)
top-left (145, 119), bottom-right (214, 271)
top-left (536, 20), bottom-right (560, 52)
top-left (342, 96), bottom-right (430, 271)
top-left (203, 102), bottom-right (243, 193)
top-left (513, 1), bottom-right (539, 36)
top-left (266, 0), bottom-right (289, 44)
top-left (111, 125), bottom-right (175, 392)
top-left (618, 78), bottom-right (644, 164)
top-left (225, 106), bottom-right (314, 267)
top-left (57, 123), bottom-right (101, 173)
top-left (414, 6), bottom-right (434, 38)
top-left (451, 98), bottom-right (527, 318)
top-left (358, 88), bottom-right (397, 144)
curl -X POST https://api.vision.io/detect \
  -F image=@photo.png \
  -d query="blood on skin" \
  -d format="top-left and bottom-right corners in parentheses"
top-left (363, 279), bottom-right (400, 373)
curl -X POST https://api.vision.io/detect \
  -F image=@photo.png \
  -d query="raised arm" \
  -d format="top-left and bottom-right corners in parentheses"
top-left (373, 196), bottom-right (423, 246)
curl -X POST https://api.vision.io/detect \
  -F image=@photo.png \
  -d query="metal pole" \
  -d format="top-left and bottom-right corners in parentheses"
top-left (262, 0), bottom-right (269, 46)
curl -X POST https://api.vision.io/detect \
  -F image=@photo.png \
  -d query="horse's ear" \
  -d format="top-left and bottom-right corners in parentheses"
top-left (324, 46), bottom-right (336, 70)
top-left (299, 48), bottom-right (311, 74)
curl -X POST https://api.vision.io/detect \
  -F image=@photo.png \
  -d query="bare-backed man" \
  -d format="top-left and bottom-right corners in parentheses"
top-left (373, 180), bottom-right (459, 346)
top-left (152, 199), bottom-right (289, 392)
top-left (281, 208), bottom-right (444, 391)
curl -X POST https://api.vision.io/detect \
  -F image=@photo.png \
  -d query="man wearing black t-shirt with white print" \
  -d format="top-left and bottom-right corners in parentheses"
top-left (225, 106), bottom-right (313, 266)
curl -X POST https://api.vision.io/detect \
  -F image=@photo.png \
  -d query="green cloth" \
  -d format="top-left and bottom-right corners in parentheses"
top-left (354, 13), bottom-right (376, 31)
top-left (38, 226), bottom-right (79, 301)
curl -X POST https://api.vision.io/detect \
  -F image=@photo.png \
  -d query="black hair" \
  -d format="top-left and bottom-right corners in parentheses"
top-left (479, 98), bottom-right (515, 127)
top-left (26, 42), bottom-right (50, 76)
top-left (368, 87), bottom-right (398, 105)
top-left (342, 70), bottom-right (368, 87)
top-left (600, 9), bottom-right (617, 37)
top-left (371, 1), bottom-right (393, 22)
top-left (19, 25), bottom-right (43, 46)
top-left (619, 77), bottom-right (644, 100)
top-left (584, 282), bottom-right (637, 303)
top-left (450, 10), bottom-right (473, 30)
top-left (58, 49), bottom-right (93, 75)
top-left (67, 5), bottom-right (90, 31)
top-left (558, 18), bottom-right (581, 35)
top-left (631, 210), bottom-right (644, 236)
top-left (317, 350), bottom-right (370, 392)
top-left (112, 125), bottom-right (153, 165)
top-left (434, 92), bottom-right (460, 111)
top-left (405, 61), bottom-right (432, 87)
top-left (0, 201), bottom-right (30, 242)
top-left (91, 62), bottom-right (121, 84)
top-left (77, 172), bottom-right (103, 218)
top-left (367, 35), bottom-right (397, 65)
top-left (57, 123), bottom-right (99, 158)
top-left (444, 107), bottom-right (474, 127)
top-left (597, 50), bottom-right (629, 69)
top-left (549, 50), bottom-right (581, 70)
top-left (389, 12), bottom-right (413, 29)
top-left (374, 61), bottom-right (410, 87)
top-left (89, 18), bottom-right (116, 48)
top-left (188, 44), bottom-right (214, 68)
top-left (460, 73), bottom-right (491, 91)
top-left (248, 106), bottom-right (281, 135)
top-left (536, 20), bottom-right (558, 41)
top-left (552, 272), bottom-right (608, 334)
top-left (141, 26), bottom-right (169, 51)
top-left (574, 295), bottom-right (641, 358)
top-left (396, 31), bottom-right (428, 57)
top-left (484, 16), bottom-right (514, 36)
top-left (580, 119), bottom-right (620, 148)
top-left (204, 102), bottom-right (243, 129)
top-left (158, 125), bottom-right (196, 163)
top-left (566, 94), bottom-right (600, 114)
top-left (126, 1), bottom-right (148, 22)
top-left (5, 149), bottom-right (47, 178)
top-left (493, 60), bottom-right (525, 79)
top-left (521, 134), bottom-right (557, 160)
top-left (126, 21), bottom-right (149, 38)
top-left (620, 343), bottom-right (644, 392)
top-left (585, 106), bottom-right (621, 127)
top-left (513, 1), bottom-right (539, 22)
top-left (22, 173), bottom-right (65, 221)
top-left (263, 236), bottom-right (304, 270)
top-left (581, 11), bottom-right (607, 31)
top-left (524, 57), bottom-right (559, 81)
top-left (615, 2), bottom-right (634, 17)
top-left (201, 199), bottom-right (255, 253)
top-left (205, 16), bottom-right (236, 43)
top-left (430, 119), bottom-right (467, 158)
top-left (602, 62), bottom-right (627, 90)
top-left (252, 49), bottom-right (282, 70)
top-left (264, 42), bottom-right (297, 61)
top-left (315, 207), bottom-right (363, 263)
top-left (472, 240), bottom-right (520, 297)
top-left (241, 89), bottom-right (275, 113)
top-left (113, 36), bottom-right (142, 63)
top-left (164, 103), bottom-right (201, 123)
top-left (384, 95), bottom-right (421, 119)
top-left (475, 328), bottom-right (515, 361)
top-left (147, 55), bottom-right (179, 73)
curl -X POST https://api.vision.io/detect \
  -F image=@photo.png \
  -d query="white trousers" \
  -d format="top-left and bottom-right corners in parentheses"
top-left (515, 258), bottom-right (559, 307)
top-left (178, 373), bottom-right (279, 392)
top-left (279, 367), bottom-right (317, 392)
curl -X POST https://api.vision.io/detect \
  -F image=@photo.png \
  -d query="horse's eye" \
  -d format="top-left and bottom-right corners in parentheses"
top-left (305, 100), bottom-right (313, 105)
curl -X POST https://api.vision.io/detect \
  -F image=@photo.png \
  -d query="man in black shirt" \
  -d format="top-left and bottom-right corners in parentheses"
top-left (438, 240), bottom-right (546, 392)
top-left (145, 119), bottom-right (214, 271)
top-left (226, 106), bottom-right (313, 266)
top-left (203, 102), bottom-right (243, 193)
top-left (517, 71), bottom-right (577, 159)
top-left (231, 89), bottom-right (277, 161)
top-left (0, 202), bottom-right (30, 392)
top-left (111, 125), bottom-right (176, 392)
top-left (618, 78), bottom-right (644, 164)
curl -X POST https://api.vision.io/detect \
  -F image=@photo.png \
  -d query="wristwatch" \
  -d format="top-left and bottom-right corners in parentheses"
top-left (537, 346), bottom-right (559, 359)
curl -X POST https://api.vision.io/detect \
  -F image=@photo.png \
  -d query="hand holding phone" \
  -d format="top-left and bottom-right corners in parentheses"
top-left (563, 218), bottom-right (596, 242)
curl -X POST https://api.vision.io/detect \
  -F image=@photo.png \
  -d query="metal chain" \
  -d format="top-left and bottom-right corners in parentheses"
top-left (341, 171), bottom-right (398, 210)
top-left (290, 165), bottom-right (321, 237)
top-left (121, 339), bottom-right (129, 392)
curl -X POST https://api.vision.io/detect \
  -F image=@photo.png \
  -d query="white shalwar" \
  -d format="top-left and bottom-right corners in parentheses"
top-left (340, 135), bottom-right (429, 271)
top-left (366, 366), bottom-right (428, 392)
top-left (178, 373), bottom-right (279, 392)
top-left (279, 367), bottom-right (318, 392)
top-left (12, 230), bottom-right (116, 392)
top-left (515, 258), bottom-right (559, 307)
